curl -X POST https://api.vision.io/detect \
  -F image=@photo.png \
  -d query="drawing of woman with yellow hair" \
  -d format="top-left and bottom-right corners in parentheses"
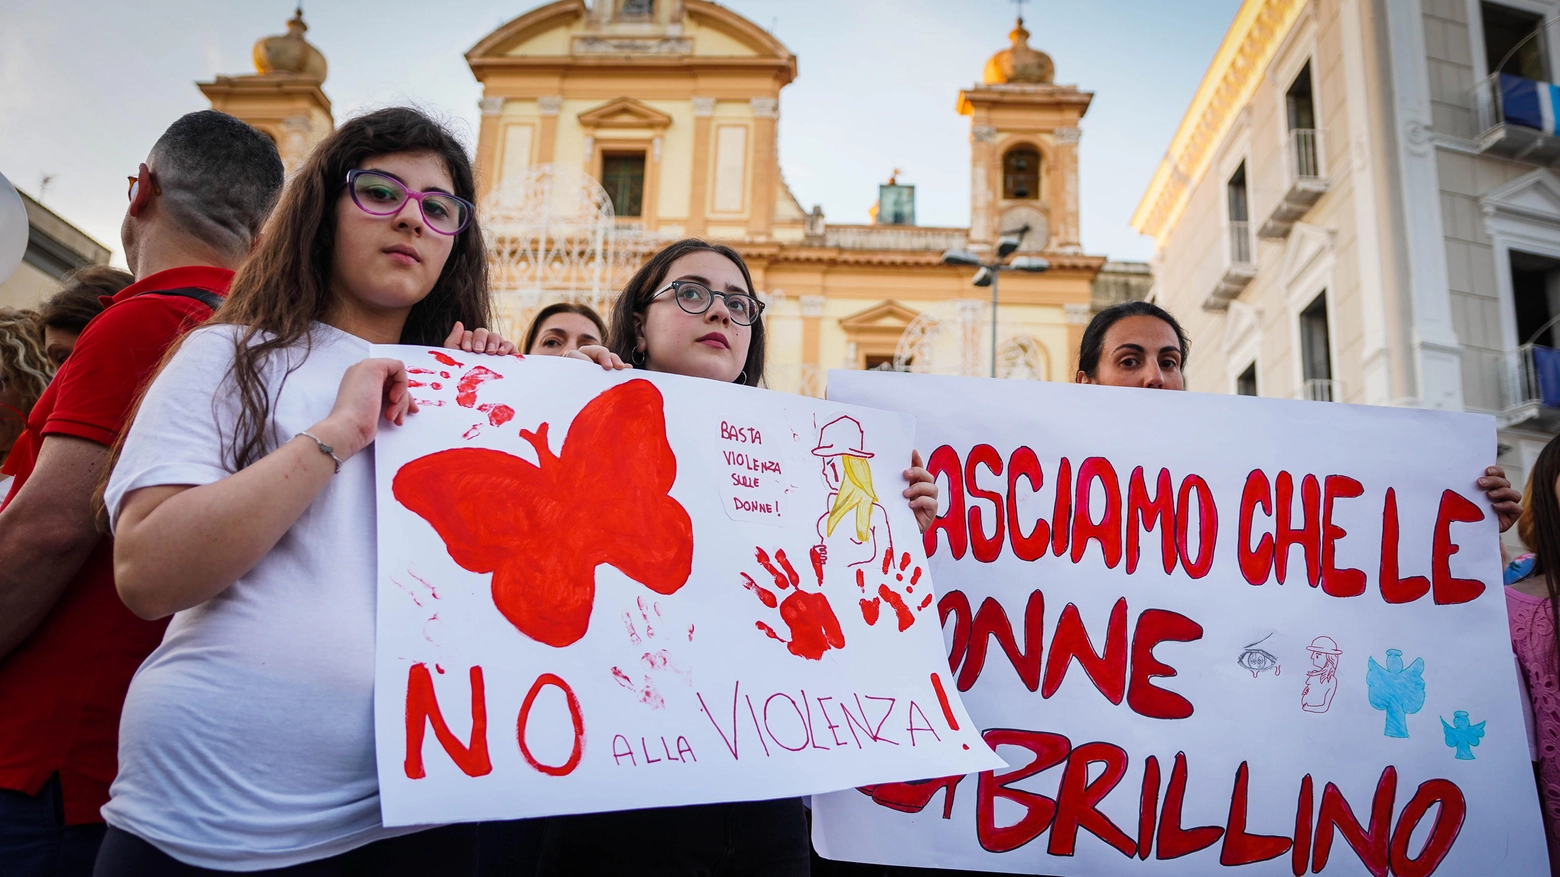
top-left (812, 415), bottom-right (892, 569)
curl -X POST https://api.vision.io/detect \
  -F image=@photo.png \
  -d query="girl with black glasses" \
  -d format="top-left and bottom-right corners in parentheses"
top-left (533, 238), bottom-right (940, 877)
top-left (93, 108), bottom-right (511, 876)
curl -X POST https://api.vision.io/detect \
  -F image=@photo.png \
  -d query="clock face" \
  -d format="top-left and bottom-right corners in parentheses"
top-left (999, 206), bottom-right (1049, 252)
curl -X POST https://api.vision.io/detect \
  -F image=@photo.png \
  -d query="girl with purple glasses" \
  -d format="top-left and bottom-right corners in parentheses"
top-left (92, 108), bottom-right (511, 876)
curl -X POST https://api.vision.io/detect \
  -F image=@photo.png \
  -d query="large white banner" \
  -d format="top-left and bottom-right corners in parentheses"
top-left (815, 370), bottom-right (1548, 876)
top-left (370, 349), bottom-right (999, 826)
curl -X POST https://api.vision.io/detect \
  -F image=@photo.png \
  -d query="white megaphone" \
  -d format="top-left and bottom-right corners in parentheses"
top-left (0, 172), bottom-right (28, 287)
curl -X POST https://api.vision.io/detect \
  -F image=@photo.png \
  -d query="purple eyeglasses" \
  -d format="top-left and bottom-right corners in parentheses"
top-left (343, 169), bottom-right (473, 235)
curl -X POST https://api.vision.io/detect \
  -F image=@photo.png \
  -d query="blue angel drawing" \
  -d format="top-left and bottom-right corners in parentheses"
top-left (1366, 649), bottom-right (1426, 738)
top-left (1441, 710), bottom-right (1486, 760)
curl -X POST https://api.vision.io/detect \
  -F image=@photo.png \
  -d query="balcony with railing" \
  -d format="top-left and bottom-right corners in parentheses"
top-left (1258, 129), bottom-right (1328, 239)
top-left (1202, 221), bottom-right (1257, 311)
top-left (1464, 343), bottom-right (1560, 429)
top-left (1473, 73), bottom-right (1560, 163)
top-left (1296, 379), bottom-right (1340, 402)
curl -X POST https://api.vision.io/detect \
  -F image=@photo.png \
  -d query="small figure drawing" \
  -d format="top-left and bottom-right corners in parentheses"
top-left (1300, 636), bottom-right (1342, 713)
top-left (741, 546), bottom-right (845, 661)
top-left (812, 416), bottom-right (892, 570)
top-left (857, 547), bottom-right (933, 631)
top-left (1367, 648), bottom-right (1427, 738)
top-left (1237, 632), bottom-right (1281, 678)
top-left (1441, 710), bottom-right (1486, 760)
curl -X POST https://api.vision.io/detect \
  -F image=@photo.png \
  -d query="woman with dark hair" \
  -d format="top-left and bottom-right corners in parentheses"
top-left (1507, 434), bottom-right (1560, 874)
top-left (38, 265), bottom-right (124, 366)
top-left (93, 108), bottom-right (510, 875)
top-left (1075, 300), bottom-right (1189, 389)
top-left (524, 301), bottom-right (607, 356)
top-left (534, 238), bottom-right (939, 877)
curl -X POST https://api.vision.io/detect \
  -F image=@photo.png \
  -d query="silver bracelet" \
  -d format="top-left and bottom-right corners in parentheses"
top-left (297, 431), bottom-right (344, 474)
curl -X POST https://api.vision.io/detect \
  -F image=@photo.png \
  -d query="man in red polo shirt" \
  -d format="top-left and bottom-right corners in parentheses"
top-left (0, 111), bottom-right (282, 875)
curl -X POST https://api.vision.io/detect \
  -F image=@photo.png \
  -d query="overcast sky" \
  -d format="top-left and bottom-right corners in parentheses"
top-left (0, 0), bottom-right (1240, 268)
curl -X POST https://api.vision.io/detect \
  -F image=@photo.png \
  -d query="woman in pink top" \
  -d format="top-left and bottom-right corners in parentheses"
top-left (1509, 433), bottom-right (1560, 874)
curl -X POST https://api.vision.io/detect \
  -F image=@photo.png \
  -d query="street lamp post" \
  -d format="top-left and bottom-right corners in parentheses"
top-left (941, 226), bottom-right (1050, 378)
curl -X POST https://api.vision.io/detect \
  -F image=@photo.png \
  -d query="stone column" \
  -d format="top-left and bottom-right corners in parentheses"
top-left (688, 96), bottom-right (714, 236)
top-left (1065, 302), bottom-right (1091, 379)
top-left (800, 295), bottom-right (826, 376)
top-left (537, 96), bottom-right (562, 165)
top-left (747, 96), bottom-right (778, 239)
top-left (475, 96), bottom-right (505, 201)
top-left (1052, 127), bottom-right (1082, 253)
top-left (970, 124), bottom-right (997, 245)
top-left (958, 299), bottom-right (987, 376)
top-left (278, 115), bottom-right (314, 176)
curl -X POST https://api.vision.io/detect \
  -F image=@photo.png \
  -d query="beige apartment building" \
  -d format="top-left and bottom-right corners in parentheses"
top-left (1134, 0), bottom-right (1560, 495)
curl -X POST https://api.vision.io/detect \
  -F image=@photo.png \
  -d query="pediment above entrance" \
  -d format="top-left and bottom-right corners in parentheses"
top-left (1482, 169), bottom-right (1560, 227)
top-left (839, 301), bottom-right (923, 335)
top-left (1278, 222), bottom-right (1334, 289)
top-left (577, 97), bottom-right (673, 130)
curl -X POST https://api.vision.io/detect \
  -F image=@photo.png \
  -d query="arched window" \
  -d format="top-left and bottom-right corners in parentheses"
top-left (1003, 147), bottom-right (1041, 200)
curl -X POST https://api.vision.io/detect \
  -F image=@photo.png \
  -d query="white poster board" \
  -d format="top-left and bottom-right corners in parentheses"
top-left (370, 349), bottom-right (999, 826)
top-left (815, 371), bottom-right (1548, 876)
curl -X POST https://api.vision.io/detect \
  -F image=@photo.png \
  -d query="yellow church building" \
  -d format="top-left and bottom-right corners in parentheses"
top-left (202, 1), bottom-right (1144, 394)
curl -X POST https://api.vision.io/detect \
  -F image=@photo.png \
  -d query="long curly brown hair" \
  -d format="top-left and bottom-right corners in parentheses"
top-left (0, 307), bottom-right (54, 418)
top-left (1523, 435), bottom-right (1560, 672)
top-left (215, 107), bottom-right (491, 469)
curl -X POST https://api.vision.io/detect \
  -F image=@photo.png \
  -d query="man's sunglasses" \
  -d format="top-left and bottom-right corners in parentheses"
top-left (342, 169), bottom-right (473, 236)
top-left (126, 172), bottom-right (160, 202)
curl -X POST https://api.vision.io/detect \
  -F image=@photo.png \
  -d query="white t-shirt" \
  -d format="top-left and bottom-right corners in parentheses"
top-left (103, 323), bottom-right (418, 870)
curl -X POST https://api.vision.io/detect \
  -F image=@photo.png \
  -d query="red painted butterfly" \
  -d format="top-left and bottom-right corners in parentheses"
top-left (393, 379), bottom-right (695, 648)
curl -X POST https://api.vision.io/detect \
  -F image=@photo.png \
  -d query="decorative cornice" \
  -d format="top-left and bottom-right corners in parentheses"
top-left (1130, 0), bottom-right (1306, 244)
top-left (760, 246), bottom-right (1106, 273)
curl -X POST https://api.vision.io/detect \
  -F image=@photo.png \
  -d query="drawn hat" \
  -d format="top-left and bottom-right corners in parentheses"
top-left (812, 415), bottom-right (874, 458)
top-left (1306, 635), bottom-right (1341, 655)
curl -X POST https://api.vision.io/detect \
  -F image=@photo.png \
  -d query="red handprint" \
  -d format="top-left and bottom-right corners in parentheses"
top-left (610, 596), bottom-right (693, 711)
top-left (407, 351), bottom-right (519, 436)
top-left (857, 548), bottom-right (933, 631)
top-left (741, 546), bottom-right (845, 660)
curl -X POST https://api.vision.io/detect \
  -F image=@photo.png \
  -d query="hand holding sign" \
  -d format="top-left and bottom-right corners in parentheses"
top-left (373, 352), bottom-right (998, 827)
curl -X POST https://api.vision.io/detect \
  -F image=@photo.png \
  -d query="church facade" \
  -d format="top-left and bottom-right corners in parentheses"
top-left (205, 0), bottom-right (1135, 393)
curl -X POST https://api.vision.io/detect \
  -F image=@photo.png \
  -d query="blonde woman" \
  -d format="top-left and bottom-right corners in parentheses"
top-left (812, 414), bottom-right (894, 569)
top-left (0, 308), bottom-right (55, 494)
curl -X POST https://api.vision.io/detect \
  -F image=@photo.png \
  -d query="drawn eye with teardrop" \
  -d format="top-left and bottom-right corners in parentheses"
top-left (1237, 632), bottom-right (1281, 678)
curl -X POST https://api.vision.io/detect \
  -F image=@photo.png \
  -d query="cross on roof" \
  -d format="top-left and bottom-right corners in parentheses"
top-left (1011, 0), bottom-right (1029, 22)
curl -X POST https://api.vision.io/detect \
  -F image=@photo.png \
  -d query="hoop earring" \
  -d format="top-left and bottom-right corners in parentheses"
top-left (735, 370), bottom-right (747, 384)
top-left (631, 348), bottom-right (646, 366)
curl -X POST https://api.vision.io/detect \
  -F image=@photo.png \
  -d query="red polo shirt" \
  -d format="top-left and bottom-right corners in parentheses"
top-left (0, 265), bottom-right (230, 824)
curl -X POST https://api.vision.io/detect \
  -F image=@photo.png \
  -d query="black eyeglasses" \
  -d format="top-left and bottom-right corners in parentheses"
top-left (342, 169), bottom-right (473, 235)
top-left (650, 280), bottom-right (764, 326)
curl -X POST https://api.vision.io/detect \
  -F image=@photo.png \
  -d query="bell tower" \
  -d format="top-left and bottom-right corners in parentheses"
top-left (959, 17), bottom-right (1091, 254)
top-left (198, 8), bottom-right (333, 174)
